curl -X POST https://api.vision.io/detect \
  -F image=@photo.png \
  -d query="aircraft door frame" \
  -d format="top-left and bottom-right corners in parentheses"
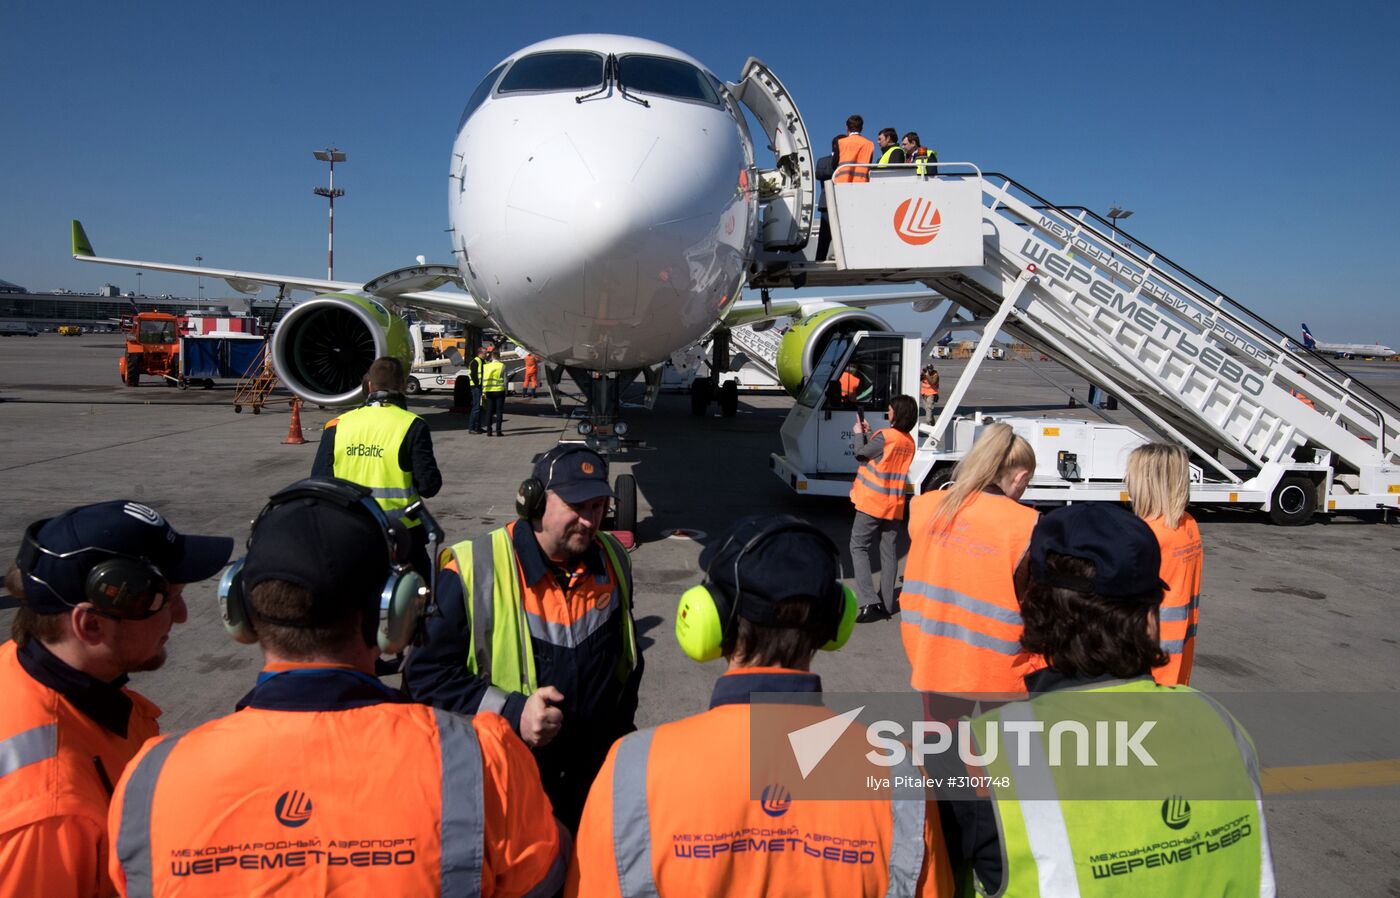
top-left (728, 58), bottom-right (815, 251)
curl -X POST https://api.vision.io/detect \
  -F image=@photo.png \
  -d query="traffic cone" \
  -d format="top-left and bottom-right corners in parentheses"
top-left (283, 399), bottom-right (307, 445)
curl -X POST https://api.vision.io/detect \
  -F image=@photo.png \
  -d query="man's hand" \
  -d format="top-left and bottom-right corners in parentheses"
top-left (520, 685), bottom-right (565, 748)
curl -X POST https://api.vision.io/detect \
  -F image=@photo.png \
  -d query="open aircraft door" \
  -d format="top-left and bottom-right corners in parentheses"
top-left (729, 58), bottom-right (815, 251)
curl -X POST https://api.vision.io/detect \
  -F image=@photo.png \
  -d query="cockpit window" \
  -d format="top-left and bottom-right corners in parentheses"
top-left (458, 63), bottom-right (507, 129)
top-left (497, 51), bottom-right (605, 94)
top-left (616, 55), bottom-right (720, 105)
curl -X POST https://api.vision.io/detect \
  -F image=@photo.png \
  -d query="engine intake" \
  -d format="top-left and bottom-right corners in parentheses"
top-left (775, 306), bottom-right (891, 396)
top-left (270, 293), bottom-right (412, 407)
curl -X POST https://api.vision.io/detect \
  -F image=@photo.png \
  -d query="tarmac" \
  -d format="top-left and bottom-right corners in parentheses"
top-left (1, 333), bottom-right (1397, 894)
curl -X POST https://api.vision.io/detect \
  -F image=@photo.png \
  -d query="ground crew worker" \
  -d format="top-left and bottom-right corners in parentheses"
top-left (838, 366), bottom-right (862, 403)
top-left (852, 395), bottom-right (918, 623)
top-left (106, 478), bottom-right (568, 897)
top-left (901, 423), bottom-right (1041, 698)
top-left (567, 515), bottom-right (955, 897)
top-left (404, 445), bottom-right (643, 831)
top-left (467, 342), bottom-right (491, 433)
top-left (943, 503), bottom-right (1275, 895)
top-left (482, 347), bottom-right (507, 436)
top-left (1, 501), bottom-right (230, 898)
top-left (876, 127), bottom-right (905, 167)
top-left (523, 352), bottom-right (540, 398)
top-left (1125, 442), bottom-right (1203, 685)
top-left (312, 356), bottom-right (441, 578)
top-left (920, 364), bottom-right (940, 418)
top-left (834, 115), bottom-right (875, 184)
top-left (902, 131), bottom-right (937, 177)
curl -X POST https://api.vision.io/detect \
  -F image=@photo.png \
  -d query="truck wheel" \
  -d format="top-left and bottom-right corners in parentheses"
top-left (921, 464), bottom-right (955, 494)
top-left (719, 380), bottom-right (739, 417)
top-left (612, 474), bottom-right (638, 534)
top-left (1269, 475), bottom-right (1317, 526)
top-left (690, 376), bottom-right (712, 416)
top-left (406, 378), bottom-right (421, 395)
top-left (125, 356), bottom-right (140, 387)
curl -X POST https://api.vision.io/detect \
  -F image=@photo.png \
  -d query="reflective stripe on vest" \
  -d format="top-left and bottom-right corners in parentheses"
top-left (332, 403), bottom-right (422, 528)
top-left (850, 428), bottom-right (916, 520)
top-left (482, 361), bottom-right (506, 392)
top-left (433, 708), bottom-right (486, 896)
top-left (977, 682), bottom-right (1273, 897)
top-left (451, 528), bottom-right (635, 710)
top-left (115, 734), bottom-right (182, 898)
top-left (116, 714), bottom-right (490, 897)
top-left (609, 726), bottom-right (927, 898)
top-left (0, 723), bottom-right (56, 776)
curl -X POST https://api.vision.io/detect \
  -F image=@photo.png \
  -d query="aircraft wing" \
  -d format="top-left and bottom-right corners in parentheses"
top-left (70, 219), bottom-right (488, 326)
top-left (720, 289), bottom-right (943, 328)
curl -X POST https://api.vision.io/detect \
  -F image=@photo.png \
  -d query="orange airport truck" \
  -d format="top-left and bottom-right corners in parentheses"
top-left (119, 312), bottom-right (182, 386)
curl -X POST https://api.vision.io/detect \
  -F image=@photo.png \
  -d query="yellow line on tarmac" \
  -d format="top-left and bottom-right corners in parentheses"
top-left (1261, 759), bottom-right (1400, 795)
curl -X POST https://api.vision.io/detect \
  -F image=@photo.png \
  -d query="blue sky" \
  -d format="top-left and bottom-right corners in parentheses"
top-left (4, 0), bottom-right (1397, 345)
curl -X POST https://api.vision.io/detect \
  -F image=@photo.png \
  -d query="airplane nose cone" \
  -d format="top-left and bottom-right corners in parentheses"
top-left (573, 180), bottom-right (652, 256)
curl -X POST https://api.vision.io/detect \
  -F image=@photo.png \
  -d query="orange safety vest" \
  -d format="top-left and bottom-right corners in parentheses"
top-left (839, 371), bottom-right (860, 401)
top-left (1291, 389), bottom-right (1316, 409)
top-left (0, 640), bottom-right (161, 898)
top-left (565, 669), bottom-right (954, 897)
top-left (901, 491), bottom-right (1042, 695)
top-left (108, 693), bottom-right (565, 897)
top-left (1147, 513), bottom-right (1203, 686)
top-left (850, 427), bottom-right (916, 520)
top-left (920, 375), bottom-right (938, 398)
top-left (833, 134), bottom-right (874, 184)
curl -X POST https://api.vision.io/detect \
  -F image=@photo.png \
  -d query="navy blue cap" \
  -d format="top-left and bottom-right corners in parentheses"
top-left (700, 515), bottom-right (840, 627)
top-left (240, 488), bottom-right (390, 622)
top-left (17, 501), bottom-right (233, 613)
top-left (1029, 504), bottom-right (1168, 601)
top-left (534, 445), bottom-right (613, 504)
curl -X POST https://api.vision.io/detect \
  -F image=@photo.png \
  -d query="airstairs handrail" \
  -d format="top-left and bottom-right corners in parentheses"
top-left (981, 175), bottom-right (1400, 447)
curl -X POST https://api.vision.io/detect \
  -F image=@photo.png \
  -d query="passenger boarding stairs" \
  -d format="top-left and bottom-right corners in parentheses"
top-left (727, 324), bottom-right (783, 382)
top-left (761, 166), bottom-right (1400, 500)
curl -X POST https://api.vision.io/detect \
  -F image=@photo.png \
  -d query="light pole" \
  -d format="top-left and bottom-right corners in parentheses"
top-left (195, 255), bottom-right (203, 304)
top-left (136, 271), bottom-right (142, 298)
top-left (313, 148), bottom-right (347, 280)
top-left (1107, 204), bottom-right (1133, 243)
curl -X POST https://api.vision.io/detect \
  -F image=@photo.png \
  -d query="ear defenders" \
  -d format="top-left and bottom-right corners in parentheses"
top-left (675, 519), bottom-right (857, 663)
top-left (16, 520), bottom-right (173, 620)
top-left (516, 445), bottom-right (609, 518)
top-left (217, 479), bottom-right (428, 655)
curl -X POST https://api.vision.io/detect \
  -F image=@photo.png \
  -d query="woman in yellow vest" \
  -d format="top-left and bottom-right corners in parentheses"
top-left (901, 423), bottom-right (1040, 697)
top-left (949, 503), bottom-right (1273, 896)
top-left (1125, 443), bottom-right (1203, 685)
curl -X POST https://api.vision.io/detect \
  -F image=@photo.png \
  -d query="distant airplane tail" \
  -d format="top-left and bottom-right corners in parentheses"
top-left (1301, 322), bottom-right (1317, 350)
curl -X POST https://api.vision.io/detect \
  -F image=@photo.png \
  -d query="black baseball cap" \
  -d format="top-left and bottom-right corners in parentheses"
top-left (701, 515), bottom-right (841, 628)
top-left (534, 445), bottom-right (613, 504)
top-left (17, 501), bottom-right (233, 614)
top-left (1029, 504), bottom-right (1168, 601)
top-left (240, 487), bottom-right (390, 624)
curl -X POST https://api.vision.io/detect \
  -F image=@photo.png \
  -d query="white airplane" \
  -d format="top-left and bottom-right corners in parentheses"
top-left (71, 33), bottom-right (931, 448)
top-left (1300, 323), bottom-right (1395, 359)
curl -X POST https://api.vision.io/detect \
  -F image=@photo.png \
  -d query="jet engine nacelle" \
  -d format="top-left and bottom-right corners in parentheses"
top-left (774, 305), bottom-right (891, 396)
top-left (270, 293), bottom-right (413, 407)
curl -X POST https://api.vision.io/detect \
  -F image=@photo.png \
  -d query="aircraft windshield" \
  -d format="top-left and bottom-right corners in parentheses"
top-left (459, 63), bottom-right (506, 128)
top-left (138, 319), bottom-right (176, 345)
top-left (497, 52), bottom-right (604, 94)
top-left (616, 55), bottom-right (720, 105)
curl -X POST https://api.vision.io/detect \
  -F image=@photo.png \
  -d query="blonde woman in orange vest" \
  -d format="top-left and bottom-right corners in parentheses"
top-left (1125, 442), bottom-right (1203, 685)
top-left (901, 423), bottom-right (1040, 698)
top-left (851, 395), bottom-right (919, 623)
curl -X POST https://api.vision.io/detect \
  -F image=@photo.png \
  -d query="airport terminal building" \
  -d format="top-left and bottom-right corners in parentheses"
top-left (0, 280), bottom-right (290, 331)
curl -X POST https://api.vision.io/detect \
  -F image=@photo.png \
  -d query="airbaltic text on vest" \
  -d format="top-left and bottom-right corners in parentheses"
top-left (343, 443), bottom-right (386, 457)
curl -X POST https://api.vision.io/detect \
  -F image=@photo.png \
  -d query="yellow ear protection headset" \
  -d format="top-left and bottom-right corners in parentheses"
top-left (16, 521), bottom-right (173, 619)
top-left (516, 445), bottom-right (609, 518)
top-left (216, 479), bottom-right (429, 654)
top-left (675, 517), bottom-right (858, 663)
